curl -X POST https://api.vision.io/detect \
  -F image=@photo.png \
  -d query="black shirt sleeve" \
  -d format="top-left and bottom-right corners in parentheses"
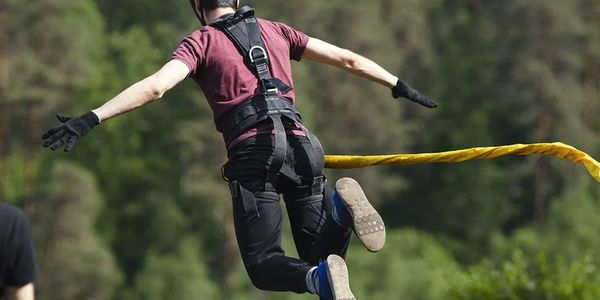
top-left (1, 204), bottom-right (38, 288)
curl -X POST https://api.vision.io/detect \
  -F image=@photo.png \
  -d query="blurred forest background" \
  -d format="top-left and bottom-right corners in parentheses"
top-left (2, 0), bottom-right (600, 299)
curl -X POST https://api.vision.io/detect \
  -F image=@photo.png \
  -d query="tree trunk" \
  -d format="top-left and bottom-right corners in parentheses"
top-left (583, 53), bottom-right (598, 130)
top-left (222, 204), bottom-right (238, 300)
top-left (534, 112), bottom-right (552, 221)
top-left (0, 7), bottom-right (8, 202)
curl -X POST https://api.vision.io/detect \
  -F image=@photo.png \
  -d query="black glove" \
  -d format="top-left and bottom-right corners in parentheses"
top-left (41, 111), bottom-right (100, 152)
top-left (391, 78), bottom-right (438, 108)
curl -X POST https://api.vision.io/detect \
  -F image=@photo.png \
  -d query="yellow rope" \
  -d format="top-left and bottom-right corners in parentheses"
top-left (324, 142), bottom-right (600, 183)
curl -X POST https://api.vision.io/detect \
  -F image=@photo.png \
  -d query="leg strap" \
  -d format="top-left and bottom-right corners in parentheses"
top-left (301, 126), bottom-right (325, 194)
top-left (229, 180), bottom-right (260, 220)
top-left (265, 115), bottom-right (286, 191)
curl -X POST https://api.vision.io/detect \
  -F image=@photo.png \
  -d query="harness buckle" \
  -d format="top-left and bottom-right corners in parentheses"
top-left (265, 87), bottom-right (278, 95)
top-left (260, 79), bottom-right (278, 96)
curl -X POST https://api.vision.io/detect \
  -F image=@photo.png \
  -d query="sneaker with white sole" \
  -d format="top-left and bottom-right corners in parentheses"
top-left (335, 177), bottom-right (386, 252)
top-left (317, 255), bottom-right (356, 300)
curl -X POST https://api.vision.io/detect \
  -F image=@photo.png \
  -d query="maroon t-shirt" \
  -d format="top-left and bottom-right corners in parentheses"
top-left (172, 18), bottom-right (310, 130)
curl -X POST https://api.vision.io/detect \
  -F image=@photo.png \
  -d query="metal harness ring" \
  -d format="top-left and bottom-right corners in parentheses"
top-left (249, 45), bottom-right (268, 63)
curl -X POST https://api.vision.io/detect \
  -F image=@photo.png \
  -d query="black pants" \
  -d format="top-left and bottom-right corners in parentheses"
top-left (222, 131), bottom-right (352, 293)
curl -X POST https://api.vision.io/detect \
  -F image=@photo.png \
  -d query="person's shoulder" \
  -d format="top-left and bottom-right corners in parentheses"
top-left (198, 24), bottom-right (221, 34)
top-left (258, 18), bottom-right (307, 37)
top-left (188, 26), bottom-right (209, 38)
top-left (258, 18), bottom-right (292, 29)
top-left (0, 202), bottom-right (24, 217)
top-left (176, 26), bottom-right (220, 49)
top-left (181, 26), bottom-right (220, 40)
top-left (0, 202), bottom-right (26, 225)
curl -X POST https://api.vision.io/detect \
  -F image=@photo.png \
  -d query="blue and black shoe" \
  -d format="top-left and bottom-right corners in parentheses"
top-left (317, 255), bottom-right (356, 300)
top-left (334, 177), bottom-right (386, 252)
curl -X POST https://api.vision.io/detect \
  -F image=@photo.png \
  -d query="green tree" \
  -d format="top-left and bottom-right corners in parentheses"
top-left (387, 0), bottom-right (599, 263)
top-left (476, 182), bottom-right (600, 299)
top-left (389, 0), bottom-right (516, 261)
top-left (33, 162), bottom-right (120, 300)
top-left (488, 0), bottom-right (593, 219)
top-left (6, 0), bottom-right (600, 299)
top-left (576, 0), bottom-right (600, 141)
top-left (490, 182), bottom-right (600, 263)
top-left (451, 251), bottom-right (600, 300)
top-left (132, 238), bottom-right (218, 300)
top-left (347, 229), bottom-right (460, 300)
top-left (1, 0), bottom-right (103, 204)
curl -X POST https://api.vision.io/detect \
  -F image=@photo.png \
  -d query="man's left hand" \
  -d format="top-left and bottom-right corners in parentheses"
top-left (391, 78), bottom-right (438, 108)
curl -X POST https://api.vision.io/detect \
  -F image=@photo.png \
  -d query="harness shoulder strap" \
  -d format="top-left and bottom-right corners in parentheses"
top-left (211, 6), bottom-right (292, 96)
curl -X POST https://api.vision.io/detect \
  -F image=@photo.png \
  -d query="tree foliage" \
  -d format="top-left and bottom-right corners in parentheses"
top-left (2, 0), bottom-right (600, 299)
top-left (451, 251), bottom-right (600, 300)
top-left (32, 162), bottom-right (120, 300)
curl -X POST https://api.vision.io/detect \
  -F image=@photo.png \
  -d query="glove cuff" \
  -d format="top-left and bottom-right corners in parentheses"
top-left (81, 111), bottom-right (100, 128)
top-left (391, 79), bottom-right (407, 99)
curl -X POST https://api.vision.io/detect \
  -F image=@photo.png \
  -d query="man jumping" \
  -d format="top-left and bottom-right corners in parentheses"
top-left (42, 1), bottom-right (437, 299)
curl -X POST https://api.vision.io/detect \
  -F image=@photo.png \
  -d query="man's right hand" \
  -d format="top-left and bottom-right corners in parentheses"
top-left (41, 111), bottom-right (100, 152)
top-left (391, 78), bottom-right (438, 108)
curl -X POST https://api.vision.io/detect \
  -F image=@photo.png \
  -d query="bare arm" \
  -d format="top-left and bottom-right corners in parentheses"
top-left (4, 283), bottom-right (35, 300)
top-left (301, 37), bottom-right (398, 88)
top-left (42, 59), bottom-right (191, 152)
top-left (301, 37), bottom-right (437, 108)
top-left (92, 59), bottom-right (190, 122)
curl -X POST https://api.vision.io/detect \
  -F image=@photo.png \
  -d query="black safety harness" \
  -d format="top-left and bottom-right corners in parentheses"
top-left (211, 6), bottom-right (323, 206)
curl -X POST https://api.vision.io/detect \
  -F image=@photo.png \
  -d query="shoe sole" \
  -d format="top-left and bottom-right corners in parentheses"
top-left (335, 177), bottom-right (386, 252)
top-left (326, 255), bottom-right (356, 300)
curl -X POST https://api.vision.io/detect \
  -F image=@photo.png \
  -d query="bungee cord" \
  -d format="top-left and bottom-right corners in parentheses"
top-left (324, 142), bottom-right (600, 183)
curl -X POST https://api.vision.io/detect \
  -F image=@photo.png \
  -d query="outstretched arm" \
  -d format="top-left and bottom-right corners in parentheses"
top-left (302, 38), bottom-right (398, 88)
top-left (301, 38), bottom-right (437, 108)
top-left (42, 59), bottom-right (190, 152)
top-left (93, 59), bottom-right (190, 122)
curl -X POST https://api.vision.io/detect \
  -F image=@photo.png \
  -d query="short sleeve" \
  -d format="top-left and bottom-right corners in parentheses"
top-left (172, 33), bottom-right (204, 76)
top-left (274, 22), bottom-right (310, 61)
top-left (5, 209), bottom-right (38, 286)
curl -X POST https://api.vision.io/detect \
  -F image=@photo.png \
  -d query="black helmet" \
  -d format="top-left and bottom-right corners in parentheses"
top-left (189, 0), bottom-right (239, 26)
top-left (189, 0), bottom-right (206, 25)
